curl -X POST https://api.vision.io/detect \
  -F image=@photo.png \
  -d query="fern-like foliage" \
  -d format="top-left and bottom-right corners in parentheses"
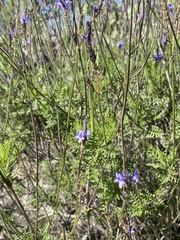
top-left (0, 139), bottom-right (22, 181)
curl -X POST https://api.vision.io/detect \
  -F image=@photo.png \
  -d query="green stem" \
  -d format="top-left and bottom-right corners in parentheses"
top-left (121, 0), bottom-right (133, 171)
top-left (98, 93), bottom-right (107, 146)
top-left (171, 39), bottom-right (176, 158)
top-left (0, 206), bottom-right (21, 239)
top-left (89, 87), bottom-right (94, 137)
top-left (93, 22), bottom-right (112, 84)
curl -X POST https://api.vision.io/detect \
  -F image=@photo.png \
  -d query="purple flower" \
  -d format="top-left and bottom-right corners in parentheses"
top-left (126, 225), bottom-right (136, 234)
top-left (152, 49), bottom-right (163, 62)
top-left (81, 33), bottom-right (87, 40)
top-left (38, 0), bottom-right (43, 4)
top-left (55, 0), bottom-right (72, 10)
top-left (115, 169), bottom-right (140, 189)
top-left (20, 13), bottom-right (30, 24)
top-left (121, 5), bottom-right (126, 12)
top-left (117, 40), bottom-right (124, 49)
top-left (91, 197), bottom-right (99, 209)
top-left (93, 6), bottom-right (99, 14)
top-left (132, 169), bottom-right (140, 183)
top-left (161, 37), bottom-right (167, 45)
top-left (168, 3), bottom-right (174, 13)
top-left (130, 226), bottom-right (136, 234)
top-left (75, 129), bottom-right (90, 143)
top-left (8, 30), bottom-right (14, 38)
top-left (115, 171), bottom-right (131, 189)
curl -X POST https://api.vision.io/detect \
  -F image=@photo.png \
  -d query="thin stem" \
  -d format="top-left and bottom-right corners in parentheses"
top-left (0, 171), bottom-right (33, 233)
top-left (121, 0), bottom-right (133, 171)
top-left (171, 39), bottom-right (176, 158)
top-left (18, 42), bottom-right (39, 239)
top-left (89, 87), bottom-right (94, 137)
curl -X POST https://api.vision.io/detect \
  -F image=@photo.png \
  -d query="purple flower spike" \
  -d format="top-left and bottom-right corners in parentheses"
top-left (75, 129), bottom-right (90, 143)
top-left (168, 3), bottom-right (174, 13)
top-left (117, 40), bottom-right (124, 49)
top-left (20, 13), bottom-right (30, 24)
top-left (132, 169), bottom-right (140, 183)
top-left (152, 49), bottom-right (163, 62)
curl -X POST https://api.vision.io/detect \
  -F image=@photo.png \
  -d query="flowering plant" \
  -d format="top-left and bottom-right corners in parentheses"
top-left (115, 169), bottom-right (140, 189)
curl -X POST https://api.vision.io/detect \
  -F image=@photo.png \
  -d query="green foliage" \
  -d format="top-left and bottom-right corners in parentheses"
top-left (0, 0), bottom-right (179, 239)
top-left (130, 189), bottom-right (154, 217)
top-left (0, 139), bottom-right (23, 180)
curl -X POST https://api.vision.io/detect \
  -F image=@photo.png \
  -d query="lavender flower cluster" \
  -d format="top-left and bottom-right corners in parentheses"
top-left (115, 169), bottom-right (140, 189)
top-left (75, 129), bottom-right (90, 143)
top-left (152, 49), bottom-right (163, 62)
